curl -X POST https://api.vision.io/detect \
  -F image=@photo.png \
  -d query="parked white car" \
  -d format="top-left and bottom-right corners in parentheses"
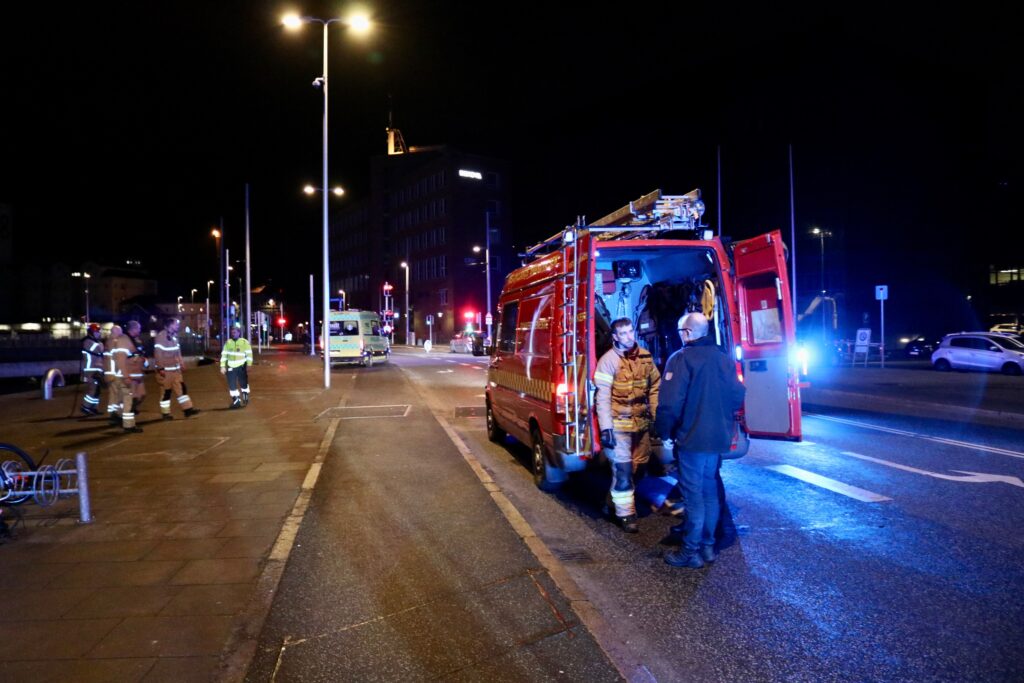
top-left (931, 333), bottom-right (1024, 375)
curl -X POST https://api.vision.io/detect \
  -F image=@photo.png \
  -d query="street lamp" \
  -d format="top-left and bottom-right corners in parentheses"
top-left (205, 279), bottom-right (215, 351)
top-left (337, 289), bottom-right (346, 311)
top-left (284, 10), bottom-right (372, 390)
top-left (400, 262), bottom-right (410, 345)
top-left (810, 227), bottom-right (832, 295)
top-left (211, 227), bottom-right (224, 344)
top-left (473, 236), bottom-right (492, 342)
top-left (71, 271), bottom-right (91, 323)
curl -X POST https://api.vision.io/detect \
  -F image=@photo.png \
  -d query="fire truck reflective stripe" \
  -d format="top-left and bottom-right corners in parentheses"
top-left (593, 371), bottom-right (614, 386)
top-left (487, 368), bottom-right (553, 402)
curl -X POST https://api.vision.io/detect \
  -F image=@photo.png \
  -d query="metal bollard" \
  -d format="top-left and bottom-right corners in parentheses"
top-left (42, 368), bottom-right (65, 400)
top-left (76, 452), bottom-right (92, 524)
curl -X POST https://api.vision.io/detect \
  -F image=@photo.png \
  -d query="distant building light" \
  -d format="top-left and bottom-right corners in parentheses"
top-left (458, 169), bottom-right (483, 180)
top-left (21, 323), bottom-right (42, 331)
top-left (0, 324), bottom-right (9, 331)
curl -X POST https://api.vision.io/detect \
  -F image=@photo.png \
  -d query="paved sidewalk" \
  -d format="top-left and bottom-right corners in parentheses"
top-left (0, 346), bottom-right (335, 682)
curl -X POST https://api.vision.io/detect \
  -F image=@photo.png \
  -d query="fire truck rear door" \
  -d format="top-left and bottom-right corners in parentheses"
top-left (732, 230), bottom-right (802, 439)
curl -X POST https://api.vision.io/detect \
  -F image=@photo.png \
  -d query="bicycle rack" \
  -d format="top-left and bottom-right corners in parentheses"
top-left (1, 452), bottom-right (92, 523)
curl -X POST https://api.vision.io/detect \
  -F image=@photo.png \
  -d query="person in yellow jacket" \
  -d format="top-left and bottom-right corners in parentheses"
top-left (103, 324), bottom-right (123, 425)
top-left (220, 325), bottom-right (254, 409)
top-left (593, 317), bottom-right (661, 532)
top-left (80, 323), bottom-right (106, 416)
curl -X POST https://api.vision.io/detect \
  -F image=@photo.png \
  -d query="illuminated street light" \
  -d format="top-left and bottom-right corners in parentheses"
top-left (283, 10), bottom-right (372, 390)
top-left (206, 279), bottom-right (215, 351)
top-left (337, 289), bottom-right (346, 311)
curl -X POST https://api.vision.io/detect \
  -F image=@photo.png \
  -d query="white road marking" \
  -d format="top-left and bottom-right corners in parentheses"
top-left (438, 369), bottom-right (454, 374)
top-left (766, 464), bottom-right (892, 502)
top-left (840, 451), bottom-right (1024, 488)
top-left (809, 413), bottom-right (1024, 460)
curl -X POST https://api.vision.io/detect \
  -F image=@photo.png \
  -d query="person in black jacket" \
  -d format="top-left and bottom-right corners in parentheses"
top-left (655, 312), bottom-right (745, 568)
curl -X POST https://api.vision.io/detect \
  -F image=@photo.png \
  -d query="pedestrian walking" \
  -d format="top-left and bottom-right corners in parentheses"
top-left (79, 323), bottom-right (106, 416)
top-left (154, 318), bottom-right (200, 420)
top-left (655, 312), bottom-right (745, 568)
top-left (111, 320), bottom-right (148, 433)
top-left (103, 324), bottom-right (123, 425)
top-left (220, 325), bottom-right (253, 409)
top-left (593, 318), bottom-right (661, 533)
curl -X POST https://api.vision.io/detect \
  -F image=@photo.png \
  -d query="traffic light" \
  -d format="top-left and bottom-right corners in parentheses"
top-left (463, 311), bottom-right (475, 321)
top-left (277, 317), bottom-right (286, 326)
top-left (383, 282), bottom-right (393, 294)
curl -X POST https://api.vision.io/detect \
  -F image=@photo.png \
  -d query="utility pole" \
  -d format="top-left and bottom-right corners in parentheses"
top-left (245, 184), bottom-right (253, 347)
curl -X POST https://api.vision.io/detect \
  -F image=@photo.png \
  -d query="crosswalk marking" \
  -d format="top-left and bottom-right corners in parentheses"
top-left (766, 464), bottom-right (892, 503)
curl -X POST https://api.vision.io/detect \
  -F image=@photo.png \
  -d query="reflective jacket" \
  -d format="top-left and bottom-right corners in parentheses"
top-left (113, 334), bottom-right (145, 379)
top-left (594, 344), bottom-right (660, 433)
top-left (221, 338), bottom-right (253, 369)
top-left (153, 330), bottom-right (183, 371)
top-left (81, 337), bottom-right (105, 374)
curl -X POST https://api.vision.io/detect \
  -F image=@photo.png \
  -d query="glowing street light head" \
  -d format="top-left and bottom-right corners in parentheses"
top-left (303, 184), bottom-right (316, 195)
top-left (347, 14), bottom-right (371, 34)
top-left (332, 186), bottom-right (345, 196)
top-left (211, 228), bottom-right (221, 238)
top-left (810, 227), bottom-right (821, 235)
top-left (473, 246), bottom-right (482, 253)
top-left (400, 261), bottom-right (408, 269)
top-left (282, 13), bottom-right (304, 30)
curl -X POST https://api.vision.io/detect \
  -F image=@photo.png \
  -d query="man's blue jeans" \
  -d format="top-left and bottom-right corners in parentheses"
top-left (677, 451), bottom-right (721, 552)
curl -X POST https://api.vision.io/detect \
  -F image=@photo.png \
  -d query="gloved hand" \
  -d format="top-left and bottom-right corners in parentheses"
top-left (220, 367), bottom-right (227, 375)
top-left (600, 429), bottom-right (616, 450)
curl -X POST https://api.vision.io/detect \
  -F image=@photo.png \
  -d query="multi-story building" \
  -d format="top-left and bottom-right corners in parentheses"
top-left (331, 131), bottom-right (512, 345)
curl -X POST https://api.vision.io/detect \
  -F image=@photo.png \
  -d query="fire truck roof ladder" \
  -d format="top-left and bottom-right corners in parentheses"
top-left (524, 189), bottom-right (706, 260)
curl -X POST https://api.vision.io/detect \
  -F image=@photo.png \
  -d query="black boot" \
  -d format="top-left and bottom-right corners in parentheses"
top-left (184, 408), bottom-right (201, 417)
top-left (240, 392), bottom-right (249, 407)
top-left (229, 398), bottom-right (242, 410)
top-left (617, 515), bottom-right (639, 534)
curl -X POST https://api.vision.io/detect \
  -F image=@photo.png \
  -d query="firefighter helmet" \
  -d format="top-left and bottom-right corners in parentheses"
top-left (88, 323), bottom-right (101, 334)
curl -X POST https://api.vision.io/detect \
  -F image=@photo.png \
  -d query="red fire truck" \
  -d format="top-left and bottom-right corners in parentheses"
top-left (485, 189), bottom-right (802, 490)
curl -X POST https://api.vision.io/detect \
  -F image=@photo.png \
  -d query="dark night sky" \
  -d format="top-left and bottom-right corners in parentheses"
top-left (1, 2), bottom-right (1019, 337)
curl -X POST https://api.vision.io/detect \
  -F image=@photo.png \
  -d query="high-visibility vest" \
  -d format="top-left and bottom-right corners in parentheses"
top-left (221, 338), bottom-right (253, 369)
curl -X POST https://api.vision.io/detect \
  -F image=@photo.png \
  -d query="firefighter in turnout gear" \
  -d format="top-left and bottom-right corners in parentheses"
top-left (593, 317), bottom-right (661, 532)
top-left (154, 318), bottom-right (200, 420)
top-left (80, 323), bottom-right (106, 415)
top-left (220, 325), bottom-right (253, 408)
top-left (112, 320), bottom-right (148, 433)
top-left (104, 325), bottom-right (123, 425)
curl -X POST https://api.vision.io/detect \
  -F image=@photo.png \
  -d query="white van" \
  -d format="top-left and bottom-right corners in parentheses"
top-left (327, 310), bottom-right (390, 366)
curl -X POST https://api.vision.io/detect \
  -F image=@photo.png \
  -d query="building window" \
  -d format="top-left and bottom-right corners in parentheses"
top-left (439, 288), bottom-right (448, 305)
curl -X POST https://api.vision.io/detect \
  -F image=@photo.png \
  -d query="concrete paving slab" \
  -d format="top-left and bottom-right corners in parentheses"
top-left (142, 537), bottom-right (231, 561)
top-left (169, 558), bottom-right (262, 585)
top-left (141, 656), bottom-right (222, 682)
top-left (56, 560), bottom-right (185, 588)
top-left (0, 586), bottom-right (95, 620)
top-left (0, 618), bottom-right (121, 659)
top-left (160, 583), bottom-right (255, 616)
top-left (213, 535), bottom-right (275, 559)
top-left (65, 585), bottom-right (181, 618)
top-left (0, 657), bottom-right (155, 683)
top-left (87, 615), bottom-right (235, 658)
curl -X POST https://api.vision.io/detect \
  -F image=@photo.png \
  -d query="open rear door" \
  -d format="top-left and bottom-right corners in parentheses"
top-left (732, 230), bottom-right (802, 440)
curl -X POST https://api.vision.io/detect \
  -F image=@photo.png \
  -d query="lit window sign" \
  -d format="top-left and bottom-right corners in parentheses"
top-left (458, 169), bottom-right (483, 180)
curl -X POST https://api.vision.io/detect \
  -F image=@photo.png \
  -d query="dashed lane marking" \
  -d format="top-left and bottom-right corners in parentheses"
top-left (766, 464), bottom-right (893, 503)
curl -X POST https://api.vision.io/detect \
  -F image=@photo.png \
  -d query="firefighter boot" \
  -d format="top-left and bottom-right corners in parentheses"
top-left (184, 407), bottom-right (201, 417)
top-left (123, 425), bottom-right (144, 434)
top-left (617, 514), bottom-right (639, 534)
top-left (241, 391), bottom-right (249, 407)
top-left (229, 398), bottom-right (242, 410)
top-left (81, 405), bottom-right (99, 416)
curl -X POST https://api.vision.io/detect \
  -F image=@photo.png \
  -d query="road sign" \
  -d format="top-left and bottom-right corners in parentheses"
top-left (426, 314), bottom-right (434, 326)
top-left (485, 313), bottom-right (493, 326)
top-left (876, 285), bottom-right (888, 301)
top-left (854, 328), bottom-right (871, 353)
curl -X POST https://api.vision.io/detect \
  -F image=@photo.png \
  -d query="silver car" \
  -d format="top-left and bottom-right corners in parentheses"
top-left (931, 333), bottom-right (1024, 375)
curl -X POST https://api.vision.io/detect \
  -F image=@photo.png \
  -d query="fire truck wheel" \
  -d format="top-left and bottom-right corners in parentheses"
top-left (531, 427), bottom-right (561, 492)
top-left (486, 401), bottom-right (505, 442)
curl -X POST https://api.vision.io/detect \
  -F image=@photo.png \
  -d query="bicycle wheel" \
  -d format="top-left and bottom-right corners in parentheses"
top-left (0, 443), bottom-right (36, 471)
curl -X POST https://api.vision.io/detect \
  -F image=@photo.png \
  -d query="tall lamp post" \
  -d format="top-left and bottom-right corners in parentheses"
top-left (205, 279), bottom-right (214, 352)
top-left (71, 271), bottom-right (91, 323)
top-left (284, 11), bottom-right (371, 390)
top-left (810, 227), bottom-right (831, 340)
top-left (400, 262), bottom-right (410, 345)
top-left (211, 227), bottom-right (224, 344)
top-left (337, 289), bottom-right (346, 311)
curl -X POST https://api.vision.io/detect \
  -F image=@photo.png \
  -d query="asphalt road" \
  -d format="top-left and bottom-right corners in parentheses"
top-left (388, 349), bottom-right (1024, 682)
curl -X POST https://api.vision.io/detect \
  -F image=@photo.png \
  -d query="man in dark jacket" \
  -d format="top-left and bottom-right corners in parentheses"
top-left (655, 312), bottom-right (745, 568)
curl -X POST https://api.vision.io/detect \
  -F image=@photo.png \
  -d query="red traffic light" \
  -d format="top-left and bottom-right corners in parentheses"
top-left (277, 318), bottom-right (286, 326)
top-left (463, 311), bottom-right (475, 320)
top-left (383, 282), bottom-right (393, 293)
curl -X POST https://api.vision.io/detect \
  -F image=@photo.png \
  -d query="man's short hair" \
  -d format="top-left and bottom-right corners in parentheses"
top-left (678, 312), bottom-right (709, 339)
top-left (611, 317), bottom-right (633, 333)
top-left (125, 320), bottom-right (141, 332)
top-left (164, 317), bottom-right (179, 329)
